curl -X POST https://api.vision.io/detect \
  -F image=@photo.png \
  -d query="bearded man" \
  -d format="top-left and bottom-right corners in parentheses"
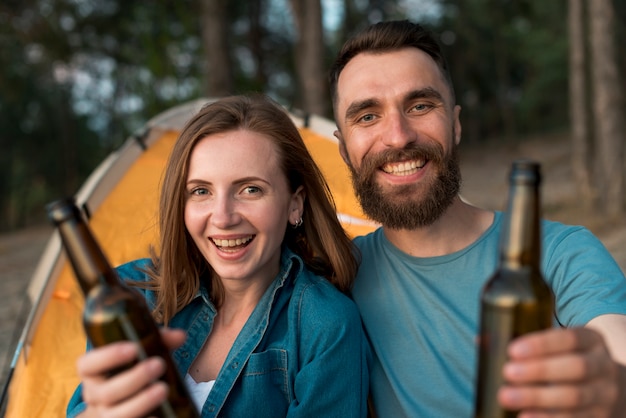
top-left (330, 19), bottom-right (626, 418)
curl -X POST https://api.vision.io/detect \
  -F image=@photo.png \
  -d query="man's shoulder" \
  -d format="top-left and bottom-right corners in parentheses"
top-left (541, 218), bottom-right (596, 249)
top-left (352, 228), bottom-right (382, 250)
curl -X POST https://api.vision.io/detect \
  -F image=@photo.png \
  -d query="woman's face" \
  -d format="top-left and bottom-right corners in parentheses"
top-left (184, 129), bottom-right (304, 287)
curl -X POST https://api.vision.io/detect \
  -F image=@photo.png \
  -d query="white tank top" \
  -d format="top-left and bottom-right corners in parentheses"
top-left (184, 373), bottom-right (215, 412)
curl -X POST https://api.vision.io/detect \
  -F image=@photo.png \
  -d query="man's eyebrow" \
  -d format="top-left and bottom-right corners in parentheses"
top-left (343, 88), bottom-right (446, 122)
top-left (344, 98), bottom-right (379, 122)
top-left (405, 87), bottom-right (444, 102)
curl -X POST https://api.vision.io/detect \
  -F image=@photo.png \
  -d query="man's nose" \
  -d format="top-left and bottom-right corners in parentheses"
top-left (381, 113), bottom-right (417, 149)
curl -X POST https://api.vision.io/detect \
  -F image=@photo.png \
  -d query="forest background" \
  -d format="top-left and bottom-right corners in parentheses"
top-left (0, 0), bottom-right (625, 233)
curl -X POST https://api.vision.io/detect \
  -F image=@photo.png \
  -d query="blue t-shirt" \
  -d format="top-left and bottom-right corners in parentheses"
top-left (352, 212), bottom-right (626, 417)
top-left (67, 249), bottom-right (369, 417)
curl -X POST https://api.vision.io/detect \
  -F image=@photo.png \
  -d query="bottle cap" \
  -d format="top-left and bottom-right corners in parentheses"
top-left (510, 159), bottom-right (541, 185)
top-left (46, 197), bottom-right (80, 225)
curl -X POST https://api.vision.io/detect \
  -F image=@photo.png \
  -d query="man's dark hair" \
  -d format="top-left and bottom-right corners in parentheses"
top-left (329, 20), bottom-right (455, 106)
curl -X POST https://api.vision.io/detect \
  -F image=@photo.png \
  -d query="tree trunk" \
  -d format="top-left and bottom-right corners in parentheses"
top-left (589, 0), bottom-right (625, 217)
top-left (199, 0), bottom-right (233, 97)
top-left (340, 0), bottom-right (363, 43)
top-left (290, 0), bottom-right (328, 117)
top-left (491, 1), bottom-right (516, 139)
top-left (568, 0), bottom-right (596, 210)
top-left (248, 0), bottom-right (268, 89)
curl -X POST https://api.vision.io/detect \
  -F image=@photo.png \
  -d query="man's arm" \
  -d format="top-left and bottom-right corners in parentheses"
top-left (588, 314), bottom-right (626, 418)
top-left (587, 314), bottom-right (626, 364)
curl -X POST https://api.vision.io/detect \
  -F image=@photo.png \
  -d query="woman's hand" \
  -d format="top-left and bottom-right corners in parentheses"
top-left (77, 328), bottom-right (186, 418)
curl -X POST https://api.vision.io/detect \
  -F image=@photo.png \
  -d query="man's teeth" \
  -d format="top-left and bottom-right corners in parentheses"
top-left (212, 236), bottom-right (253, 247)
top-left (382, 159), bottom-right (425, 175)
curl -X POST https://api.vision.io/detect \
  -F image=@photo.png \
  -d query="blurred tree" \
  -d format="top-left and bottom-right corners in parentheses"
top-left (0, 0), bottom-right (330, 231)
top-left (0, 2), bottom-right (104, 230)
top-left (568, 0), bottom-right (595, 210)
top-left (589, 0), bottom-right (625, 217)
top-left (245, 0), bottom-right (270, 90)
top-left (199, 0), bottom-right (233, 96)
top-left (2, 0), bottom-right (622, 231)
top-left (290, 0), bottom-right (327, 116)
top-left (436, 0), bottom-right (568, 142)
top-left (0, 0), bottom-right (204, 231)
top-left (568, 0), bottom-right (625, 217)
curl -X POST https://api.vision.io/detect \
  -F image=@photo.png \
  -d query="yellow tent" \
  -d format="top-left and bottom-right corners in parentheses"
top-left (2, 99), bottom-right (377, 417)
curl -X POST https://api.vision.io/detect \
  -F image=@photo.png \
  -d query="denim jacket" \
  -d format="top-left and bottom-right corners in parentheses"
top-left (67, 249), bottom-right (369, 417)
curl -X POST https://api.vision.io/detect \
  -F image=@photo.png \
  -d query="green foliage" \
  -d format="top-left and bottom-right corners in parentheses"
top-left (433, 0), bottom-right (569, 141)
top-left (515, 7), bottom-right (569, 134)
top-left (0, 0), bottom-right (622, 230)
top-left (0, 0), bottom-right (203, 230)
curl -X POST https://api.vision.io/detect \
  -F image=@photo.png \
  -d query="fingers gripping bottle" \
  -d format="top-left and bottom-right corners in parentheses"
top-left (46, 198), bottom-right (199, 418)
top-left (474, 160), bottom-right (555, 418)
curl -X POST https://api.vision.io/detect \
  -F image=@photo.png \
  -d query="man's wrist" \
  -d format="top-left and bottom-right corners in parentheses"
top-left (611, 363), bottom-right (626, 418)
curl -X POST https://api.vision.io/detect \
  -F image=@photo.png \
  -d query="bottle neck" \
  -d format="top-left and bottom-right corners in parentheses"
top-left (499, 181), bottom-right (541, 269)
top-left (58, 218), bottom-right (119, 294)
top-left (48, 200), bottom-right (119, 295)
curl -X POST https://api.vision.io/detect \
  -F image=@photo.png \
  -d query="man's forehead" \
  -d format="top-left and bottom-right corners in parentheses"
top-left (336, 49), bottom-right (449, 109)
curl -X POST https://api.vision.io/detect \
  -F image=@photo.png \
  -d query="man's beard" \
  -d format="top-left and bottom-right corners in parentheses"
top-left (347, 141), bottom-right (462, 230)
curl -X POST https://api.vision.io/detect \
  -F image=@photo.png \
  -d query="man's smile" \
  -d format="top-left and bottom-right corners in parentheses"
top-left (381, 159), bottom-right (427, 176)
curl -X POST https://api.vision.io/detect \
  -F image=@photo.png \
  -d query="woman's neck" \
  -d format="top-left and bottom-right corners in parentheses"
top-left (215, 274), bottom-right (274, 326)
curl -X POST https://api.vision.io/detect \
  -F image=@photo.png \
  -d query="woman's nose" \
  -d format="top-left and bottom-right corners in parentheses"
top-left (210, 195), bottom-right (241, 228)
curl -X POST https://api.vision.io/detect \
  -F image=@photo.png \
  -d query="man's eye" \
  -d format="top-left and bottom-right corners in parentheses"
top-left (411, 103), bottom-right (432, 112)
top-left (359, 114), bottom-right (375, 123)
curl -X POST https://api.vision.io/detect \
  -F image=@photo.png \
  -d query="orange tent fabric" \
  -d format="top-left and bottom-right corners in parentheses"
top-left (6, 122), bottom-right (376, 416)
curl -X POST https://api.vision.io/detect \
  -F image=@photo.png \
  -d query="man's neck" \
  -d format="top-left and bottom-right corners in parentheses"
top-left (382, 197), bottom-right (494, 258)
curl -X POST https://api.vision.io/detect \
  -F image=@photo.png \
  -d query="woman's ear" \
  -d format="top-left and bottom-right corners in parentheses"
top-left (289, 185), bottom-right (305, 225)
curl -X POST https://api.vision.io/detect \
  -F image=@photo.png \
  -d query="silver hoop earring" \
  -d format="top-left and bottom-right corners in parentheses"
top-left (292, 217), bottom-right (303, 229)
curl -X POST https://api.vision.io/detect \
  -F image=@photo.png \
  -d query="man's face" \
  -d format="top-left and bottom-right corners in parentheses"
top-left (334, 48), bottom-right (462, 229)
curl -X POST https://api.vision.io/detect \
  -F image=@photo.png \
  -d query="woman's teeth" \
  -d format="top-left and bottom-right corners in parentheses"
top-left (211, 236), bottom-right (253, 248)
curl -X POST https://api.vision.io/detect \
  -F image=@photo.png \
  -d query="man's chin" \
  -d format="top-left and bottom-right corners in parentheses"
top-left (358, 188), bottom-right (455, 230)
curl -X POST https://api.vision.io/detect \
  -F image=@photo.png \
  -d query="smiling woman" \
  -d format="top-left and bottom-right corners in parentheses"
top-left (65, 94), bottom-right (370, 418)
top-left (184, 130), bottom-right (304, 298)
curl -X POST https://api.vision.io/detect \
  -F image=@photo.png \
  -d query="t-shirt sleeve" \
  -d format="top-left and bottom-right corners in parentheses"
top-left (542, 222), bottom-right (626, 326)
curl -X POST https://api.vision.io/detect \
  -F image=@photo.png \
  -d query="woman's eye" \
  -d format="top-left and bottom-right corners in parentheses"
top-left (243, 185), bottom-right (261, 195)
top-left (191, 187), bottom-right (208, 196)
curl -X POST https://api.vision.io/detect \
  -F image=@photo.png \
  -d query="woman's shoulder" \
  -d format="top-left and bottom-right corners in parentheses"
top-left (290, 269), bottom-right (365, 357)
top-left (292, 268), bottom-right (361, 321)
top-left (115, 258), bottom-right (154, 283)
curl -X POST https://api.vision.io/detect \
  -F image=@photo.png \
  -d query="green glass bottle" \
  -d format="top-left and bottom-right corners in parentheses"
top-left (474, 160), bottom-right (554, 418)
top-left (46, 198), bottom-right (199, 418)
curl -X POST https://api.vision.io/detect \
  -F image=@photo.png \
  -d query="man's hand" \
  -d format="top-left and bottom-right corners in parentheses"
top-left (498, 327), bottom-right (626, 418)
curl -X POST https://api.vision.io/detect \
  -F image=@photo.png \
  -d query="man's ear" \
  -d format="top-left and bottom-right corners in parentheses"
top-left (334, 129), bottom-right (350, 165)
top-left (453, 105), bottom-right (462, 146)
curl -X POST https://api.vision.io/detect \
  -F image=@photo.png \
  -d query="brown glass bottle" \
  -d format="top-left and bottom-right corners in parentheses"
top-left (46, 198), bottom-right (199, 418)
top-left (474, 160), bottom-right (554, 418)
